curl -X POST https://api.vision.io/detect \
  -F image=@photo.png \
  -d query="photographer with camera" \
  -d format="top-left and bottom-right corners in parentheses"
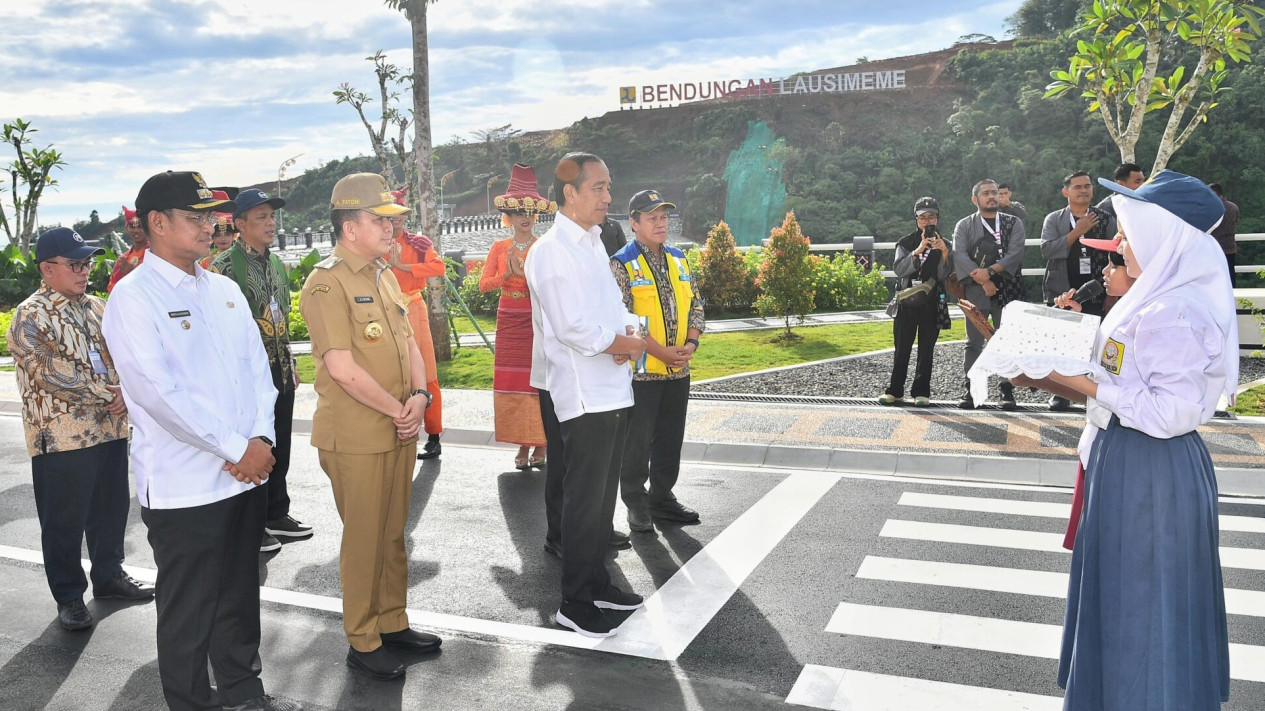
top-left (880, 197), bottom-right (952, 407)
top-left (952, 179), bottom-right (1027, 410)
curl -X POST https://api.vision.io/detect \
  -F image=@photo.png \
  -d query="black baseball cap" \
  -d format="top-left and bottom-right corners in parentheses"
top-left (233, 188), bottom-right (286, 218)
top-left (35, 227), bottom-right (105, 263)
top-left (135, 171), bottom-right (236, 214)
top-left (914, 197), bottom-right (939, 215)
top-left (628, 189), bottom-right (676, 216)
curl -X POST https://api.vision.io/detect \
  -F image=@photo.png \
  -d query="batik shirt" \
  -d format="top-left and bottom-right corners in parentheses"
top-left (208, 240), bottom-right (294, 387)
top-left (8, 286), bottom-right (128, 456)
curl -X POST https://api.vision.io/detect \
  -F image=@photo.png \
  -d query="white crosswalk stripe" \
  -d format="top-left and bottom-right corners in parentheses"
top-left (788, 487), bottom-right (1265, 710)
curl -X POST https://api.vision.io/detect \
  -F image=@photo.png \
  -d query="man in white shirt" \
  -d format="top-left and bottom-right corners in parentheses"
top-left (525, 152), bottom-right (648, 638)
top-left (103, 171), bottom-right (299, 711)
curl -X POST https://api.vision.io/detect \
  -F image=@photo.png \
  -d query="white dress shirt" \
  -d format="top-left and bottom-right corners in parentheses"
top-left (1088, 294), bottom-right (1227, 440)
top-left (103, 253), bottom-right (277, 509)
top-left (525, 213), bottom-right (636, 422)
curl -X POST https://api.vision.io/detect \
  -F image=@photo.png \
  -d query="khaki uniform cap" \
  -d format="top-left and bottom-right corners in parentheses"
top-left (331, 173), bottom-right (411, 216)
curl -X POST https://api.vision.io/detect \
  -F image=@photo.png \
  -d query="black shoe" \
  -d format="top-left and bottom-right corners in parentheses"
top-left (958, 394), bottom-right (975, 410)
top-left (649, 500), bottom-right (699, 523)
top-left (346, 645), bottom-right (406, 680)
top-left (92, 571), bottom-right (155, 601)
top-left (627, 508), bottom-right (654, 533)
top-left (380, 627), bottom-right (442, 654)
top-left (999, 386), bottom-right (1018, 411)
top-left (543, 539), bottom-right (561, 558)
top-left (418, 435), bottom-right (441, 460)
top-left (556, 601), bottom-right (617, 638)
top-left (1049, 395), bottom-right (1071, 412)
top-left (223, 694), bottom-right (303, 711)
top-left (594, 586), bottom-right (644, 611)
top-left (260, 534), bottom-right (282, 553)
top-left (609, 529), bottom-right (631, 548)
top-left (57, 600), bottom-right (93, 630)
top-left (265, 515), bottom-right (313, 538)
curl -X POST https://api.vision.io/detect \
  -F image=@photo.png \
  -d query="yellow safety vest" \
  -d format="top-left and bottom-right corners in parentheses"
top-left (617, 244), bottom-right (694, 375)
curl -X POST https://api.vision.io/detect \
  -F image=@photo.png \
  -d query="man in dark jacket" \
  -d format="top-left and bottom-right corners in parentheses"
top-left (880, 197), bottom-right (951, 407)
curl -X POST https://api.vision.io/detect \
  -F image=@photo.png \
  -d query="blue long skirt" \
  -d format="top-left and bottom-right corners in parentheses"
top-left (1058, 418), bottom-right (1230, 710)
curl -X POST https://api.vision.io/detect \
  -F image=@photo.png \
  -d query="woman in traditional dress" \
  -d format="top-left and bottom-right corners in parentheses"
top-left (1043, 171), bottom-right (1236, 710)
top-left (480, 164), bottom-right (555, 469)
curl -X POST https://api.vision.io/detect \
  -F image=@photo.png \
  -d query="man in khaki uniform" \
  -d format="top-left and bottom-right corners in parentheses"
top-left (299, 173), bottom-right (440, 681)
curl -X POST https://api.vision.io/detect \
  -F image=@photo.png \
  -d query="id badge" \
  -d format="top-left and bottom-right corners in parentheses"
top-left (88, 348), bottom-right (108, 375)
top-left (269, 297), bottom-right (283, 324)
top-left (1079, 257), bottom-right (1092, 275)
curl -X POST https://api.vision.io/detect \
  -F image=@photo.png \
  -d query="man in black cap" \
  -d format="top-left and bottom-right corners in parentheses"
top-left (880, 197), bottom-right (952, 407)
top-left (610, 190), bottom-right (704, 532)
top-left (103, 171), bottom-right (299, 711)
top-left (209, 188), bottom-right (311, 553)
top-left (7, 227), bottom-right (155, 632)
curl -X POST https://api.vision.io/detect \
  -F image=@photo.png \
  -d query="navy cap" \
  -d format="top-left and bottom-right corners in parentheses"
top-left (1097, 169), bottom-right (1224, 233)
top-left (628, 189), bottom-right (676, 216)
top-left (233, 188), bottom-right (286, 218)
top-left (914, 196), bottom-right (939, 215)
top-left (35, 227), bottom-right (105, 263)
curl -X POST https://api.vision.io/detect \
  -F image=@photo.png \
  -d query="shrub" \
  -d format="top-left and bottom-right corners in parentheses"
top-left (755, 211), bottom-right (815, 337)
top-left (696, 221), bottom-right (756, 315)
top-left (288, 292), bottom-right (308, 341)
top-left (0, 309), bottom-right (13, 356)
top-left (808, 252), bottom-right (890, 311)
top-left (457, 261), bottom-right (500, 316)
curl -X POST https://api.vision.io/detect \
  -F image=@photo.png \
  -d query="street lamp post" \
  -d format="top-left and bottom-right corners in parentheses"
top-left (276, 152), bottom-right (304, 237)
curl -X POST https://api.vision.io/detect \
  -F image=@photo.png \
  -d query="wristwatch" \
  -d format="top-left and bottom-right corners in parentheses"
top-left (411, 388), bottom-right (434, 408)
top-left (254, 435), bottom-right (274, 447)
top-left (685, 338), bottom-right (700, 350)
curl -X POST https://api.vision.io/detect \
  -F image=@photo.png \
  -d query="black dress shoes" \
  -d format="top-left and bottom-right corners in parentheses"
top-left (544, 530), bottom-right (632, 558)
top-left (92, 571), bottom-right (155, 601)
top-left (223, 694), bottom-right (303, 711)
top-left (649, 500), bottom-right (700, 523)
top-left (418, 435), bottom-right (441, 460)
top-left (627, 507), bottom-right (654, 533)
top-left (381, 627), bottom-right (442, 654)
top-left (57, 599), bottom-right (92, 630)
top-left (999, 385), bottom-right (1018, 411)
top-left (346, 645), bottom-right (406, 680)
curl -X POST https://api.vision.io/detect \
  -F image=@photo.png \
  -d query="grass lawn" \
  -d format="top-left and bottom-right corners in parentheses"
top-left (449, 313), bottom-right (497, 336)
top-left (293, 320), bottom-right (968, 391)
top-left (1231, 384), bottom-right (1265, 417)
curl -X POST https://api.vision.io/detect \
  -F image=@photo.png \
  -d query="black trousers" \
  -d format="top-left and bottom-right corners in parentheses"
top-left (142, 486), bottom-right (267, 711)
top-left (31, 438), bottom-right (130, 604)
top-left (1227, 252), bottom-right (1237, 287)
top-left (621, 377), bottom-right (690, 510)
top-left (539, 389), bottom-right (629, 604)
top-left (266, 363), bottom-right (295, 522)
top-left (887, 304), bottom-right (940, 399)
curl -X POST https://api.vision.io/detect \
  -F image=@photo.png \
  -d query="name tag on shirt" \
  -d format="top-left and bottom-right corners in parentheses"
top-left (88, 348), bottom-right (108, 375)
top-left (354, 296), bottom-right (375, 303)
top-left (168, 310), bottom-right (191, 318)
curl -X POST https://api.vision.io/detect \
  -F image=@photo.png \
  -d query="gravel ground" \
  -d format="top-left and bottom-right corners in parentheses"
top-left (693, 341), bottom-right (1265, 404)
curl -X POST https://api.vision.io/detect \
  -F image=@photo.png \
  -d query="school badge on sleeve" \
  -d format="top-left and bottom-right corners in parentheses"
top-left (1100, 338), bottom-right (1125, 374)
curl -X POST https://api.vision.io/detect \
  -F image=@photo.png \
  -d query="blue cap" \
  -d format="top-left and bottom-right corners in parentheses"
top-left (1097, 169), bottom-right (1224, 233)
top-left (34, 227), bottom-right (104, 263)
top-left (233, 188), bottom-right (286, 218)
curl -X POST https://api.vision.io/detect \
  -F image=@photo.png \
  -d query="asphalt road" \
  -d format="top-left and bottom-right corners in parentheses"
top-left (0, 414), bottom-right (1262, 710)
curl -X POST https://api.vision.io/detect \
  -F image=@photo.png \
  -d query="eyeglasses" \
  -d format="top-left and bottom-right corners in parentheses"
top-left (173, 211), bottom-right (218, 227)
top-left (46, 259), bottom-right (94, 273)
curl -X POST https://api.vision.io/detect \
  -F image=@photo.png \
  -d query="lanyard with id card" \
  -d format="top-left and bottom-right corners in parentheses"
top-left (269, 296), bottom-right (284, 324)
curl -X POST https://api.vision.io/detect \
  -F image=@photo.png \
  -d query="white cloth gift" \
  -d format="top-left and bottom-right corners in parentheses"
top-left (967, 301), bottom-right (1110, 407)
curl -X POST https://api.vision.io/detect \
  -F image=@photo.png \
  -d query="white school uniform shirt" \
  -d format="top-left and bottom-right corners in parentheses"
top-left (1080, 294), bottom-right (1227, 462)
top-left (102, 253), bottom-right (277, 509)
top-left (525, 213), bottom-right (637, 423)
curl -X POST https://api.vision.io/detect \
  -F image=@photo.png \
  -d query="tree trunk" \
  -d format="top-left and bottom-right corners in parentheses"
top-left (408, 0), bottom-right (451, 362)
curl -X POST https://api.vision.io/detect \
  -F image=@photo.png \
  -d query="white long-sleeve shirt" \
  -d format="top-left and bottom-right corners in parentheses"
top-left (525, 213), bottom-right (636, 422)
top-left (1089, 294), bottom-right (1227, 439)
top-left (103, 253), bottom-right (277, 509)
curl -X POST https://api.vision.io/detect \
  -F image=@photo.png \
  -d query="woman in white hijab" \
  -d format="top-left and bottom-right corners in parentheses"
top-left (1044, 170), bottom-right (1237, 710)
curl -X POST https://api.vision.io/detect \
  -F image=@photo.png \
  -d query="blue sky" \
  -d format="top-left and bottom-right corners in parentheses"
top-left (2, 0), bottom-right (1020, 228)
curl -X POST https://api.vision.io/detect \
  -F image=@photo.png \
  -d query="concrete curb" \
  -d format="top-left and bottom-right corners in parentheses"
top-left (286, 420), bottom-right (1265, 499)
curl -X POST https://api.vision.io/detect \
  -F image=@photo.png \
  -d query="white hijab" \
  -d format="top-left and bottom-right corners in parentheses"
top-left (1079, 197), bottom-right (1238, 464)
